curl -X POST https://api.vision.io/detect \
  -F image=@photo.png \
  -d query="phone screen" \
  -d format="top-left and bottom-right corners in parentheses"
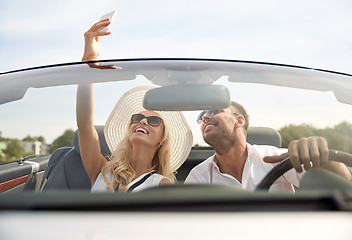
top-left (98, 10), bottom-right (117, 32)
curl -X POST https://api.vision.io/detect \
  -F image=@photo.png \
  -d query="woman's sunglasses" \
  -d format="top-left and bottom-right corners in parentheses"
top-left (131, 113), bottom-right (164, 127)
top-left (196, 109), bottom-right (238, 124)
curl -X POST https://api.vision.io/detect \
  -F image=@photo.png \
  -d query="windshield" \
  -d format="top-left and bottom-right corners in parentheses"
top-left (1, 59), bottom-right (352, 160)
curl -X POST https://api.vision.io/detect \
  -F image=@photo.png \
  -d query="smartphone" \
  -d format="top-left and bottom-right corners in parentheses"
top-left (98, 10), bottom-right (117, 32)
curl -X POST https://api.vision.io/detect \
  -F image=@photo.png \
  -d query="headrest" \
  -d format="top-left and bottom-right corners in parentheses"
top-left (73, 125), bottom-right (111, 158)
top-left (247, 127), bottom-right (282, 148)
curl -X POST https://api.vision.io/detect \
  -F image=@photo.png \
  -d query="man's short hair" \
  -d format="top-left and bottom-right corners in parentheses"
top-left (230, 101), bottom-right (249, 132)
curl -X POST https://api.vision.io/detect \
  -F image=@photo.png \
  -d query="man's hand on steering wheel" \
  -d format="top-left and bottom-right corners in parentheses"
top-left (263, 136), bottom-right (329, 173)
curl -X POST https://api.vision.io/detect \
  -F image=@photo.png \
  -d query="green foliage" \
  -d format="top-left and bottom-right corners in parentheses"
top-left (2, 139), bottom-right (24, 162)
top-left (37, 136), bottom-right (45, 143)
top-left (279, 121), bottom-right (352, 153)
top-left (0, 129), bottom-right (73, 163)
top-left (22, 135), bottom-right (35, 142)
top-left (22, 135), bottom-right (46, 143)
top-left (51, 129), bottom-right (74, 153)
top-left (0, 148), bottom-right (7, 164)
top-left (279, 124), bottom-right (316, 148)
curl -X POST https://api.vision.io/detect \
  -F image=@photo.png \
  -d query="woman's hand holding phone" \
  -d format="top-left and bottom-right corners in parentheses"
top-left (82, 10), bottom-right (117, 68)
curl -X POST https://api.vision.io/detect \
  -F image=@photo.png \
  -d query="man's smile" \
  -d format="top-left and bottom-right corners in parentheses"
top-left (203, 121), bottom-right (218, 132)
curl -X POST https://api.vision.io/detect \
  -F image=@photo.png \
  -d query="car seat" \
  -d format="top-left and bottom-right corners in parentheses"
top-left (41, 125), bottom-right (110, 191)
top-left (247, 127), bottom-right (282, 148)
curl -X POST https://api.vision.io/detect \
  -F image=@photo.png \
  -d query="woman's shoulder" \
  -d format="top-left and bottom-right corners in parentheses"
top-left (153, 172), bottom-right (170, 182)
top-left (91, 171), bottom-right (114, 192)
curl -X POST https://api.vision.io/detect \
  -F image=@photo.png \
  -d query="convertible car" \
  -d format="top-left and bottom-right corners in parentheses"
top-left (0, 59), bottom-right (351, 239)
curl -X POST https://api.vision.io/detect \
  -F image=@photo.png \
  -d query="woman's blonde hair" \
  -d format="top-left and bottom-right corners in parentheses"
top-left (101, 117), bottom-right (174, 190)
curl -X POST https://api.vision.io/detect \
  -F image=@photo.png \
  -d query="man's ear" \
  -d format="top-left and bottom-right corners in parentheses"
top-left (236, 115), bottom-right (246, 128)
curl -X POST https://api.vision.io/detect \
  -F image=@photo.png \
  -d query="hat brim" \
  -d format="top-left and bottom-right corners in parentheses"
top-left (104, 86), bottom-right (193, 172)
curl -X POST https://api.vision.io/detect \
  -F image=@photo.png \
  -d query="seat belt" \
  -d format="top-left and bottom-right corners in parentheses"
top-left (115, 170), bottom-right (156, 192)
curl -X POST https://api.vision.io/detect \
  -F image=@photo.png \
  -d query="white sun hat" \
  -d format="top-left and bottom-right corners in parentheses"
top-left (104, 85), bottom-right (193, 172)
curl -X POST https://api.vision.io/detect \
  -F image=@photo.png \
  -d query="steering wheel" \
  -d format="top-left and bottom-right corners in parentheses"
top-left (255, 150), bottom-right (352, 191)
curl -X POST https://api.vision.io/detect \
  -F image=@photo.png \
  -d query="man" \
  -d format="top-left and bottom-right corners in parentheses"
top-left (185, 101), bottom-right (351, 192)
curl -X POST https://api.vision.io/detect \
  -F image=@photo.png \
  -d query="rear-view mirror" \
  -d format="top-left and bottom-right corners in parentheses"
top-left (143, 84), bottom-right (230, 111)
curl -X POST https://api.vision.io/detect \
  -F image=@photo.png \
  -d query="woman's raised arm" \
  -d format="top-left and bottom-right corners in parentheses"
top-left (76, 19), bottom-right (112, 186)
top-left (76, 84), bottom-right (106, 186)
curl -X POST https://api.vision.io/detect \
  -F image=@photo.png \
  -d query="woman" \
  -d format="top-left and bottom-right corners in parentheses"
top-left (77, 18), bottom-right (193, 192)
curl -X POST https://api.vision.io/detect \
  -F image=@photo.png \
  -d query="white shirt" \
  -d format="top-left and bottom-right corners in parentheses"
top-left (91, 171), bottom-right (166, 193)
top-left (185, 144), bottom-right (303, 192)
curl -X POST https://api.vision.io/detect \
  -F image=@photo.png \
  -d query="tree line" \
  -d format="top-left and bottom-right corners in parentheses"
top-left (0, 129), bottom-right (74, 164)
top-left (1, 121), bottom-right (352, 164)
top-left (279, 121), bottom-right (352, 153)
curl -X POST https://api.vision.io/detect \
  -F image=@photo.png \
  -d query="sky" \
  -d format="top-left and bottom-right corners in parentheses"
top-left (1, 0), bottom-right (352, 73)
top-left (1, 0), bottom-right (352, 144)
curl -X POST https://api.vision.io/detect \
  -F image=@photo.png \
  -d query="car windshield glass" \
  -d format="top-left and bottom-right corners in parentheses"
top-left (1, 60), bottom-right (352, 161)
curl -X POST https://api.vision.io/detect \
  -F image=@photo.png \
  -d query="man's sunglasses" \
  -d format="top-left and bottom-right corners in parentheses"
top-left (196, 109), bottom-right (238, 124)
top-left (131, 113), bottom-right (164, 127)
